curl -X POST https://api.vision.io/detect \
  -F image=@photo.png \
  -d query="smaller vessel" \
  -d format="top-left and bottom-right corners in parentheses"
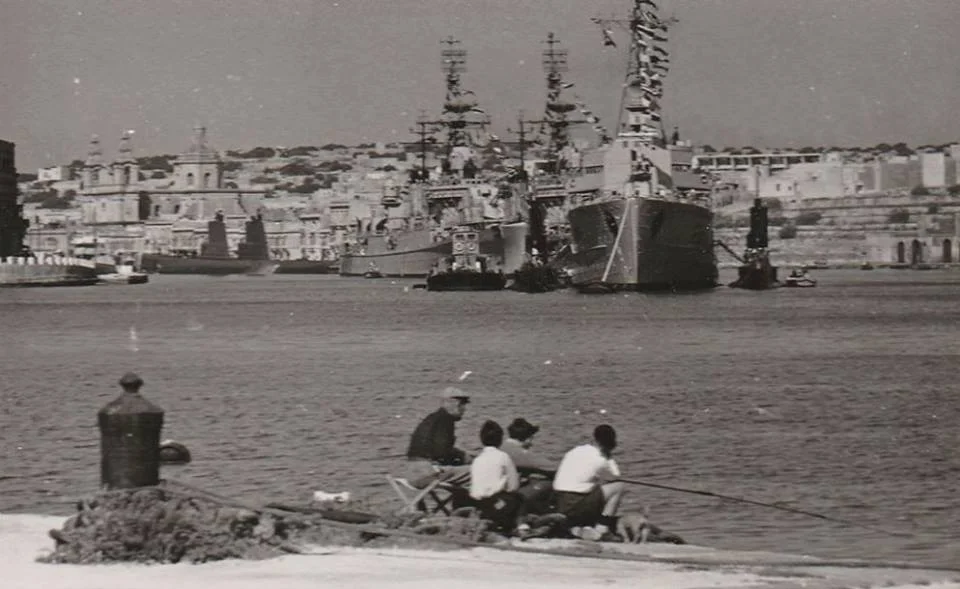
top-left (426, 227), bottom-right (506, 291)
top-left (98, 257), bottom-right (149, 285)
top-left (728, 198), bottom-right (779, 290)
top-left (860, 262), bottom-right (875, 271)
top-left (363, 263), bottom-right (384, 279)
top-left (784, 269), bottom-right (816, 288)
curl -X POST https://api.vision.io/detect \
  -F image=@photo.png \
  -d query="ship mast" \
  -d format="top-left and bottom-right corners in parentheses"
top-left (406, 113), bottom-right (441, 183)
top-left (539, 32), bottom-right (585, 174)
top-left (508, 111), bottom-right (549, 262)
top-left (593, 0), bottom-right (675, 146)
top-left (438, 36), bottom-right (489, 161)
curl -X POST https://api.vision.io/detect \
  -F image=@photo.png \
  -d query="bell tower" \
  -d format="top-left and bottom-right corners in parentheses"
top-left (172, 126), bottom-right (222, 191)
top-left (112, 131), bottom-right (140, 188)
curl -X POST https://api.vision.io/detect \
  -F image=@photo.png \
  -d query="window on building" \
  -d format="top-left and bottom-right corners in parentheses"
top-left (186, 173), bottom-right (194, 187)
top-left (203, 172), bottom-right (211, 188)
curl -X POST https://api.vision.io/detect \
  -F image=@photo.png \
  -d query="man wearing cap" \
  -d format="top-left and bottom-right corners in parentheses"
top-left (552, 424), bottom-right (626, 542)
top-left (404, 386), bottom-right (473, 489)
top-left (502, 418), bottom-right (556, 514)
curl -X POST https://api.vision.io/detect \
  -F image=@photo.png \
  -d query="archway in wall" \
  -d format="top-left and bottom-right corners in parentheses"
top-left (911, 239), bottom-right (923, 265)
top-left (943, 239), bottom-right (953, 263)
top-left (896, 241), bottom-right (906, 264)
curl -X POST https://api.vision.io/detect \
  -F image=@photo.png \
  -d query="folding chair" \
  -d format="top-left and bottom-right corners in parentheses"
top-left (385, 474), bottom-right (459, 515)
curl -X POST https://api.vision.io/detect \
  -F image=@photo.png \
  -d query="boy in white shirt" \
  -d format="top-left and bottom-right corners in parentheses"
top-left (552, 424), bottom-right (625, 542)
top-left (469, 420), bottom-right (522, 532)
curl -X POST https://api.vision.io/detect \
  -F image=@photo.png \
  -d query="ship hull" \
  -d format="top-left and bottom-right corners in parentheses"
top-left (565, 198), bottom-right (717, 291)
top-left (426, 270), bottom-right (507, 292)
top-left (273, 259), bottom-right (338, 275)
top-left (140, 254), bottom-right (275, 276)
top-left (0, 257), bottom-right (99, 287)
top-left (340, 227), bottom-right (505, 278)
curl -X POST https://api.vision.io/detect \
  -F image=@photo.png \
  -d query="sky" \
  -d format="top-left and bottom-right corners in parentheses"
top-left (2, 0), bottom-right (959, 170)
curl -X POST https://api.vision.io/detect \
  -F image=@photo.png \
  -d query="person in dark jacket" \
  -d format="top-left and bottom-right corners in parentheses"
top-left (404, 386), bottom-right (473, 489)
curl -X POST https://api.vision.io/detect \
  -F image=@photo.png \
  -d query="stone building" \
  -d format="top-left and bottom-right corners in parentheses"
top-left (72, 127), bottom-right (270, 255)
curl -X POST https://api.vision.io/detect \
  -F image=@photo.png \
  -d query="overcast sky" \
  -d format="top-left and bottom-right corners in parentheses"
top-left (2, 0), bottom-right (958, 169)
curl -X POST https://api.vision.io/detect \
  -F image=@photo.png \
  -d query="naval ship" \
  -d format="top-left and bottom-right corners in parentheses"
top-left (563, 0), bottom-right (718, 291)
top-left (338, 37), bottom-right (511, 278)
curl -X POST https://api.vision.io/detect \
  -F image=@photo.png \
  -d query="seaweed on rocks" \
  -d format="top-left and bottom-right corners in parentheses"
top-left (38, 487), bottom-right (501, 565)
top-left (38, 487), bottom-right (335, 564)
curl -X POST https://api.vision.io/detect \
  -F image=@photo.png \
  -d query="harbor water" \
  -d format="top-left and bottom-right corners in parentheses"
top-left (1, 270), bottom-right (958, 567)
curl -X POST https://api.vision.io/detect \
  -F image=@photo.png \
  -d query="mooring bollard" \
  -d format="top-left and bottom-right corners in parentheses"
top-left (98, 372), bottom-right (164, 490)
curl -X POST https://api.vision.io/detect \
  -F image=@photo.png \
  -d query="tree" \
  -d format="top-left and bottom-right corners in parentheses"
top-left (891, 142), bottom-right (913, 157)
top-left (910, 184), bottom-right (929, 196)
top-left (699, 144), bottom-right (716, 153)
top-left (948, 184), bottom-right (960, 196)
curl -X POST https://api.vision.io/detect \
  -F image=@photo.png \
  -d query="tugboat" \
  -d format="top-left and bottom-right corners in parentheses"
top-left (425, 227), bottom-right (506, 291)
top-left (728, 197), bottom-right (779, 290)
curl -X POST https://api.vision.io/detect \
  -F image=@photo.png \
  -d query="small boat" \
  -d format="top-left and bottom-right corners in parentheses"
top-left (363, 265), bottom-right (384, 279)
top-left (98, 258), bottom-right (149, 285)
top-left (784, 270), bottom-right (816, 288)
top-left (860, 262), bottom-right (875, 270)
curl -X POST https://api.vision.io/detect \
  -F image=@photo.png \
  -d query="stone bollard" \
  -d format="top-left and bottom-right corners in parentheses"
top-left (98, 372), bottom-right (164, 490)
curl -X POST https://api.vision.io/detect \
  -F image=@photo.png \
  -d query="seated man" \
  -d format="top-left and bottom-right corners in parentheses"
top-left (404, 386), bottom-right (473, 490)
top-left (552, 424), bottom-right (625, 542)
top-left (502, 418), bottom-right (555, 514)
top-left (469, 420), bottom-right (522, 533)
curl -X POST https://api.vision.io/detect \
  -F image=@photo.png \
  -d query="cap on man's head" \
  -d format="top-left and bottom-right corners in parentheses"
top-left (441, 386), bottom-right (471, 403)
top-left (593, 424), bottom-right (617, 449)
top-left (507, 418), bottom-right (540, 441)
top-left (119, 372), bottom-right (144, 389)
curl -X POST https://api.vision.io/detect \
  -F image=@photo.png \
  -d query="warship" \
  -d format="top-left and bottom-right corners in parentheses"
top-left (139, 212), bottom-right (277, 276)
top-left (563, 0), bottom-right (718, 291)
top-left (339, 37), bottom-right (511, 278)
top-left (506, 32), bottom-right (605, 292)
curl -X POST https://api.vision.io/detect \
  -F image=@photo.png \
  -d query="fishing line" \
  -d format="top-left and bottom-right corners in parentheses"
top-left (616, 477), bottom-right (915, 538)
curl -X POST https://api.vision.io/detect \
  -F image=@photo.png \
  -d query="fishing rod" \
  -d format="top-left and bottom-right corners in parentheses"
top-left (616, 477), bottom-right (915, 538)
